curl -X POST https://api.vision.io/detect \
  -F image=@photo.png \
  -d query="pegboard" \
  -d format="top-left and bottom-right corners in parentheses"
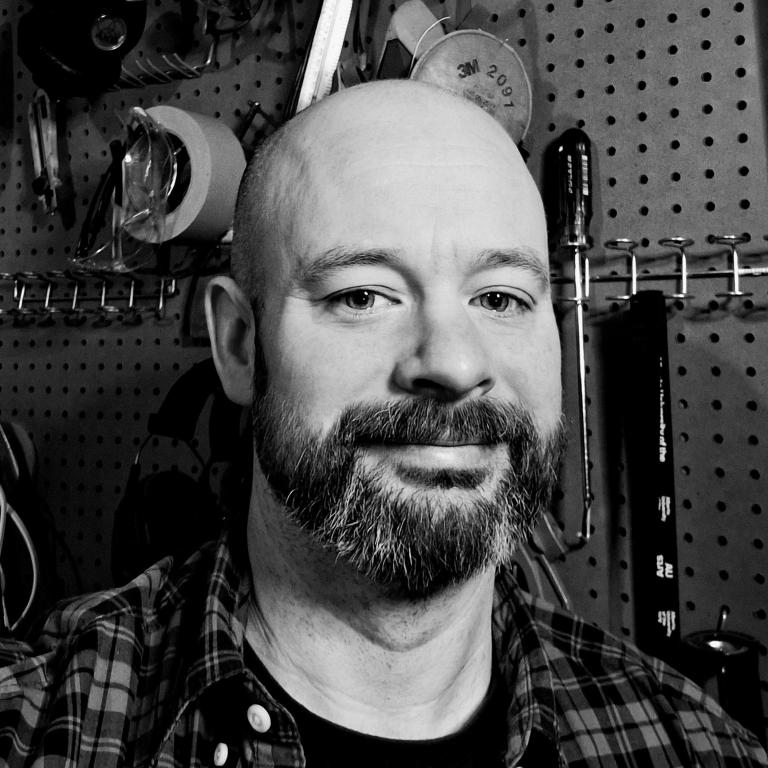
top-left (0, 0), bottom-right (766, 741)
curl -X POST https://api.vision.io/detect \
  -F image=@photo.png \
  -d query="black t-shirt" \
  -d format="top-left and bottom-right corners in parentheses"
top-left (245, 644), bottom-right (508, 768)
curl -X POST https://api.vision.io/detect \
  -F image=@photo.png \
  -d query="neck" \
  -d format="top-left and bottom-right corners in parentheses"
top-left (243, 471), bottom-right (496, 740)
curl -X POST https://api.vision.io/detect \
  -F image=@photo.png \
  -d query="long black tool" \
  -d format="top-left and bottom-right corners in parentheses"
top-left (555, 127), bottom-right (593, 548)
top-left (625, 290), bottom-right (681, 660)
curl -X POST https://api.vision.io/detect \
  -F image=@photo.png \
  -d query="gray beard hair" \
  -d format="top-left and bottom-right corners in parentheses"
top-left (251, 394), bottom-right (564, 599)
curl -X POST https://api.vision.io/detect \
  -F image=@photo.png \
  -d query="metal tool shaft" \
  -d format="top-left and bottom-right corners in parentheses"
top-left (572, 246), bottom-right (592, 541)
top-left (555, 127), bottom-right (594, 547)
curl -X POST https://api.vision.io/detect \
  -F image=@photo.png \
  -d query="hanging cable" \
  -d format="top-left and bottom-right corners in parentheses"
top-left (0, 482), bottom-right (40, 633)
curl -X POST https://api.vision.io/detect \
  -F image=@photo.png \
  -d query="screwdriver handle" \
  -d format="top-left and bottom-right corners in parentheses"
top-left (554, 127), bottom-right (593, 250)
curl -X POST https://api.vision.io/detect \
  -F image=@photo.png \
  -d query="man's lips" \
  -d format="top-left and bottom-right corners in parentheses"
top-left (359, 441), bottom-right (502, 469)
top-left (366, 440), bottom-right (491, 447)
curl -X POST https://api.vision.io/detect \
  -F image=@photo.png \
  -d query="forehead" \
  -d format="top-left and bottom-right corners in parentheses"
top-left (270, 95), bottom-right (547, 277)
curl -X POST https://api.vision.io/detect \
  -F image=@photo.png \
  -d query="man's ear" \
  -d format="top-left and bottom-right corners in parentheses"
top-left (205, 276), bottom-right (255, 406)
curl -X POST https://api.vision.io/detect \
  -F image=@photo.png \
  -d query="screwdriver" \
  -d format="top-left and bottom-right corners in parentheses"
top-left (554, 127), bottom-right (593, 547)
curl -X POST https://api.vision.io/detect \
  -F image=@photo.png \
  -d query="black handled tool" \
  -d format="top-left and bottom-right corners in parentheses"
top-left (625, 289), bottom-right (681, 659)
top-left (555, 127), bottom-right (593, 547)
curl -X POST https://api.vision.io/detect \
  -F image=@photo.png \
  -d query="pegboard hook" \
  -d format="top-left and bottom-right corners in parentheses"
top-left (659, 237), bottom-right (695, 301)
top-left (605, 239), bottom-right (639, 302)
top-left (708, 233), bottom-right (753, 299)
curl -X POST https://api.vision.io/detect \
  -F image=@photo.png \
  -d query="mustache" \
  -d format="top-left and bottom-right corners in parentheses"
top-left (332, 398), bottom-right (540, 447)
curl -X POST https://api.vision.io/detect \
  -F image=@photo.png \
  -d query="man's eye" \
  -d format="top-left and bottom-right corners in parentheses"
top-left (343, 289), bottom-right (377, 310)
top-left (471, 290), bottom-right (532, 315)
top-left (479, 292), bottom-right (510, 311)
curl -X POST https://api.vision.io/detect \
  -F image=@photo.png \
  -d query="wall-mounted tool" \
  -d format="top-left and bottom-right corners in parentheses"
top-left (622, 261), bottom-right (680, 661)
top-left (553, 127), bottom-right (594, 550)
top-left (18, 0), bottom-right (147, 98)
top-left (27, 89), bottom-right (60, 215)
top-left (288, 0), bottom-right (354, 117)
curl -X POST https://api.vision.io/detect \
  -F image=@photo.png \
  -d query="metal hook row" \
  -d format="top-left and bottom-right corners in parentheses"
top-left (0, 271), bottom-right (178, 327)
top-left (556, 234), bottom-right (768, 304)
top-left (548, 233), bottom-right (768, 559)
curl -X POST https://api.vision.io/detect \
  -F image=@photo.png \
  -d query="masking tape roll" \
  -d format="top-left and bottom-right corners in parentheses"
top-left (145, 106), bottom-right (246, 243)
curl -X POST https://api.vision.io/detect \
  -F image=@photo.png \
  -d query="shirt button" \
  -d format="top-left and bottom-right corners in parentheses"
top-left (213, 742), bottom-right (229, 766)
top-left (247, 703), bottom-right (272, 733)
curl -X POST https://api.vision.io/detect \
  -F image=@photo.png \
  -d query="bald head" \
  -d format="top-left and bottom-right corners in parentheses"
top-left (230, 80), bottom-right (543, 303)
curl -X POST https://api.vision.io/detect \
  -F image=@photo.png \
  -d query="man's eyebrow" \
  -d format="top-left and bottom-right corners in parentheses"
top-left (292, 245), bottom-right (551, 291)
top-left (292, 247), bottom-right (403, 285)
top-left (473, 248), bottom-right (551, 292)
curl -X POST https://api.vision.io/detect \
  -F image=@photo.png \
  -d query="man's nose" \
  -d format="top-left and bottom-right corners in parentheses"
top-left (392, 307), bottom-right (495, 401)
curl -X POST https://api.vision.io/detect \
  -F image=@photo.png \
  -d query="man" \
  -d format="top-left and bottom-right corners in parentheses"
top-left (1, 81), bottom-right (765, 767)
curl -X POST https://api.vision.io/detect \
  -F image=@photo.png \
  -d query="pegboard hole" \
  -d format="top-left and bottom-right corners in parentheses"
top-left (714, 467), bottom-right (725, 478)
top-left (713, 434), bottom-right (724, 444)
top-left (748, 435), bottom-right (759, 446)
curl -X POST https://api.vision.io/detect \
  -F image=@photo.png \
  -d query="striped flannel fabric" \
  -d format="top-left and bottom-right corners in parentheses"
top-left (0, 533), bottom-right (764, 767)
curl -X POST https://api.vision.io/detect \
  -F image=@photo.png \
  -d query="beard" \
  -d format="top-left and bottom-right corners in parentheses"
top-left (251, 393), bottom-right (564, 599)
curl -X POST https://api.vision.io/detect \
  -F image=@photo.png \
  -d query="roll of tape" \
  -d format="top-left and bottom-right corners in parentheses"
top-left (144, 106), bottom-right (246, 243)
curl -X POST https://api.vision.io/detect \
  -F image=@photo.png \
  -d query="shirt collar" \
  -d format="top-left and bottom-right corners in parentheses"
top-left (180, 532), bottom-right (251, 706)
top-left (493, 569), bottom-right (565, 767)
top-left (175, 534), bottom-right (565, 765)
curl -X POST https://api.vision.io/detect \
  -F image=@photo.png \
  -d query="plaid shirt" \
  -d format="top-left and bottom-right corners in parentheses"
top-left (0, 534), bottom-right (765, 768)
